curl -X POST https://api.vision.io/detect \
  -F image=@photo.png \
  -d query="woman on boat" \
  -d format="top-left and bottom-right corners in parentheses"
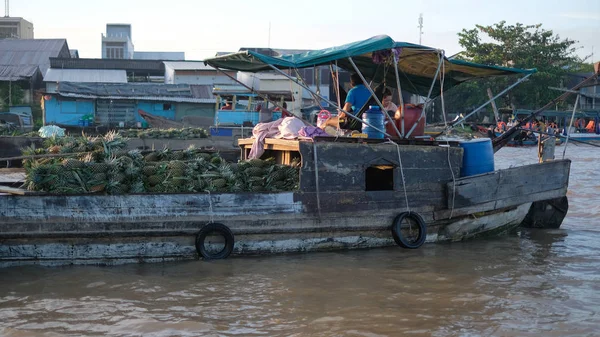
top-left (382, 88), bottom-right (398, 115)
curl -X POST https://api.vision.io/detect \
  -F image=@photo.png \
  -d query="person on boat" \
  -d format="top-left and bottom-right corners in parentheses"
top-left (382, 88), bottom-right (398, 116)
top-left (495, 120), bottom-right (507, 133)
top-left (273, 102), bottom-right (293, 118)
top-left (221, 100), bottom-right (233, 110)
top-left (338, 73), bottom-right (371, 121)
top-left (586, 119), bottom-right (595, 133)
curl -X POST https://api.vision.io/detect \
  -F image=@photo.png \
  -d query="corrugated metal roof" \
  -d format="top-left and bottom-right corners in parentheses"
top-left (189, 84), bottom-right (213, 99)
top-left (50, 82), bottom-right (215, 103)
top-left (55, 92), bottom-right (215, 104)
top-left (164, 61), bottom-right (215, 71)
top-left (49, 58), bottom-right (165, 76)
top-left (134, 51), bottom-right (185, 61)
top-left (44, 69), bottom-right (128, 83)
top-left (0, 39), bottom-right (71, 79)
top-left (0, 64), bottom-right (40, 81)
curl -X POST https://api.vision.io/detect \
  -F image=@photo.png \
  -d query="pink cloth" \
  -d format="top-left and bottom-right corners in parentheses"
top-left (298, 126), bottom-right (329, 138)
top-left (248, 118), bottom-right (285, 159)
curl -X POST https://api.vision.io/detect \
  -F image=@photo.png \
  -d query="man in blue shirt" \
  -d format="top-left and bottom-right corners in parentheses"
top-left (339, 73), bottom-right (372, 121)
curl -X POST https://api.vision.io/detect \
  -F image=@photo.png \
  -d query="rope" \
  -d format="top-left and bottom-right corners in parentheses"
top-left (312, 142), bottom-right (322, 220)
top-left (206, 190), bottom-right (215, 224)
top-left (380, 140), bottom-right (410, 213)
top-left (438, 51), bottom-right (456, 219)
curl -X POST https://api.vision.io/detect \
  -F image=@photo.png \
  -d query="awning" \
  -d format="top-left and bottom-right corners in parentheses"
top-left (204, 35), bottom-right (536, 97)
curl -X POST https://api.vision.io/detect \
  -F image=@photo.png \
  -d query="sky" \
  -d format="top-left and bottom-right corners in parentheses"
top-left (7, 0), bottom-right (600, 63)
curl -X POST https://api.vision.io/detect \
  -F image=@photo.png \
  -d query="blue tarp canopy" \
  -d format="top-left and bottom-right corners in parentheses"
top-left (204, 35), bottom-right (537, 97)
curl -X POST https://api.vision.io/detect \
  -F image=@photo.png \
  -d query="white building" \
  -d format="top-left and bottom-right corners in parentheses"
top-left (164, 61), bottom-right (235, 85)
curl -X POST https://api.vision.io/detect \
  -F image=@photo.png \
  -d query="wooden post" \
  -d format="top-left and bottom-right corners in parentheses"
top-left (539, 137), bottom-right (556, 163)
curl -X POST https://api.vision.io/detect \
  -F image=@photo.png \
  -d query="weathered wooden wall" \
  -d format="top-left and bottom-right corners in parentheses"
top-left (297, 142), bottom-right (462, 214)
top-left (435, 159), bottom-right (571, 219)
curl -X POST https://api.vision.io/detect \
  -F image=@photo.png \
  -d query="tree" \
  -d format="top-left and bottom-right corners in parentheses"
top-left (0, 82), bottom-right (25, 110)
top-left (432, 21), bottom-right (589, 122)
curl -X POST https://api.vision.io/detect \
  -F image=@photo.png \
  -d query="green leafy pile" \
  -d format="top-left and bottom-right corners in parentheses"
top-left (118, 127), bottom-right (209, 139)
top-left (21, 132), bottom-right (299, 195)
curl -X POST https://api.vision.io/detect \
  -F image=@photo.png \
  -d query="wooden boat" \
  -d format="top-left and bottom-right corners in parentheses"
top-left (0, 35), bottom-right (578, 267)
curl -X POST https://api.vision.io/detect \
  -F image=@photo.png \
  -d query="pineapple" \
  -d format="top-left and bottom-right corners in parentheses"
top-left (270, 169), bottom-right (288, 182)
top-left (148, 175), bottom-right (164, 186)
top-left (142, 165), bottom-right (156, 176)
top-left (212, 178), bottom-right (227, 189)
top-left (48, 145), bottom-right (61, 154)
top-left (144, 151), bottom-right (160, 162)
top-left (172, 151), bottom-right (185, 160)
top-left (63, 158), bottom-right (84, 170)
top-left (245, 166), bottom-right (265, 177)
top-left (129, 180), bottom-right (145, 194)
top-left (92, 173), bottom-right (108, 182)
top-left (248, 158), bottom-right (265, 168)
top-left (171, 169), bottom-right (185, 177)
top-left (210, 156), bottom-right (222, 165)
top-left (89, 183), bottom-right (106, 193)
top-left (89, 162), bottom-right (108, 174)
top-left (168, 160), bottom-right (186, 171)
top-left (251, 185), bottom-right (264, 192)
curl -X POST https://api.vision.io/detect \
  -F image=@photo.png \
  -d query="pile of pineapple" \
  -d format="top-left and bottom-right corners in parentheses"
top-left (118, 127), bottom-right (208, 139)
top-left (21, 131), bottom-right (299, 195)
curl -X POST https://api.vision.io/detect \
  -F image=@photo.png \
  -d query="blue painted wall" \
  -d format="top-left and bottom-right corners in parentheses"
top-left (136, 102), bottom-right (176, 123)
top-left (44, 96), bottom-right (95, 126)
top-left (45, 97), bottom-right (178, 126)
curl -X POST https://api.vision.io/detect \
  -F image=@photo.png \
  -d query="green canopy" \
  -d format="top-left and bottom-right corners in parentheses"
top-left (204, 35), bottom-right (537, 97)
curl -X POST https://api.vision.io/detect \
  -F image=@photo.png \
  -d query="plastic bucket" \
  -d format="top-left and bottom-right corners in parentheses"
top-left (400, 104), bottom-right (425, 137)
top-left (459, 138), bottom-right (494, 177)
top-left (362, 106), bottom-right (384, 139)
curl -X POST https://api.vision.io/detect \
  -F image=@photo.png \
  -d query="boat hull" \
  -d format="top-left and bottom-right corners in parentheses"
top-left (0, 140), bottom-right (571, 267)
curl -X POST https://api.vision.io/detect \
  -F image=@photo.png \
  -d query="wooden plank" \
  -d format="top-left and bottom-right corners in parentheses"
top-left (448, 160), bottom-right (570, 208)
top-left (437, 187), bottom-right (568, 220)
top-left (0, 186), bottom-right (38, 196)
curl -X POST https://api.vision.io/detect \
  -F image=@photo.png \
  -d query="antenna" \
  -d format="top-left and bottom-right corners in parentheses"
top-left (268, 21), bottom-right (271, 48)
top-left (418, 13), bottom-right (424, 44)
top-left (4, 0), bottom-right (9, 17)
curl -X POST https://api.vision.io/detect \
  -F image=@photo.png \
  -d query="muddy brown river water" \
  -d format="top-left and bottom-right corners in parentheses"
top-left (1, 145), bottom-right (599, 336)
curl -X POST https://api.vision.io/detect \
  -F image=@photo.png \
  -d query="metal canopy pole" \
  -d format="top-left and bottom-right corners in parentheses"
top-left (562, 94), bottom-right (580, 159)
top-left (266, 63), bottom-right (392, 138)
top-left (405, 51), bottom-right (444, 138)
top-left (347, 57), bottom-right (403, 138)
top-left (446, 73), bottom-right (533, 130)
top-left (392, 52), bottom-right (405, 137)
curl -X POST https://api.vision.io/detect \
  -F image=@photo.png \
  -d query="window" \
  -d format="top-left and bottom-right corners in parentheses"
top-left (105, 46), bottom-right (125, 59)
top-left (365, 165), bottom-right (394, 191)
top-left (163, 103), bottom-right (172, 110)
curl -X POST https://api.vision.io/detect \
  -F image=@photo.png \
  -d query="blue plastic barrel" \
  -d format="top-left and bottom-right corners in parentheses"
top-left (362, 106), bottom-right (384, 139)
top-left (459, 138), bottom-right (494, 177)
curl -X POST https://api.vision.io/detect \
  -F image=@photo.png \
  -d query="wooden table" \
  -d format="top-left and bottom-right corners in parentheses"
top-left (237, 138), bottom-right (302, 165)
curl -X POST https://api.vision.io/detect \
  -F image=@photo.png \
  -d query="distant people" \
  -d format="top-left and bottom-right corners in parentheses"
top-left (586, 119), bottom-right (595, 133)
top-left (221, 100), bottom-right (233, 110)
top-left (273, 102), bottom-right (292, 118)
top-left (495, 120), bottom-right (507, 133)
top-left (487, 126), bottom-right (495, 140)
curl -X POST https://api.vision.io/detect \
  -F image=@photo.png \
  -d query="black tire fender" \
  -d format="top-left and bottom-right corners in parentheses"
top-left (391, 212), bottom-right (427, 249)
top-left (195, 223), bottom-right (235, 260)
